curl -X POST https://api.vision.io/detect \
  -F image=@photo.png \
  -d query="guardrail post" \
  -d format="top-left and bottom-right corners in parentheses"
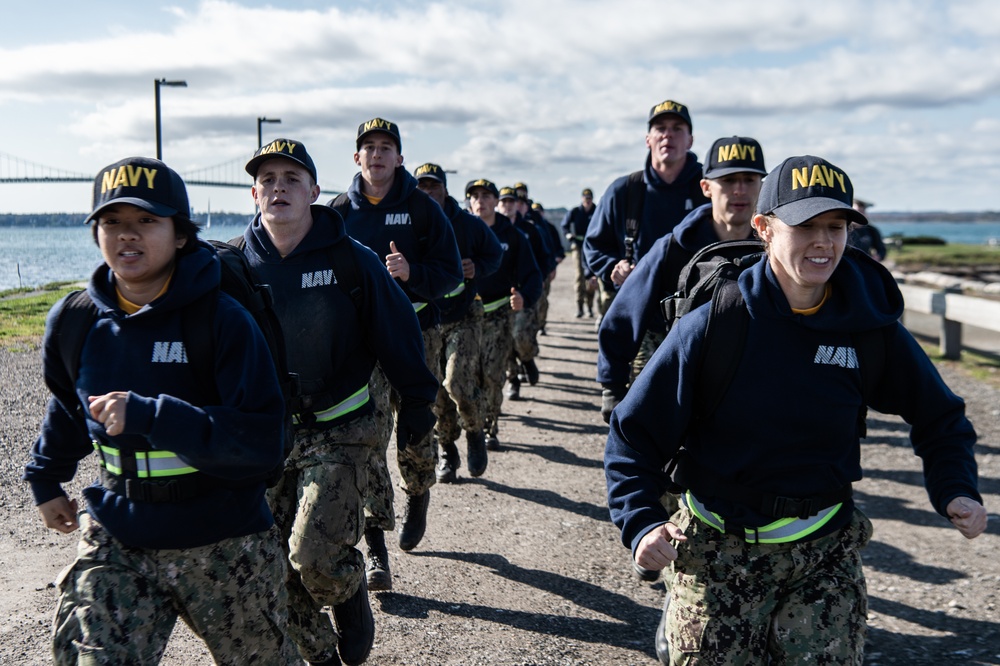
top-left (940, 287), bottom-right (962, 360)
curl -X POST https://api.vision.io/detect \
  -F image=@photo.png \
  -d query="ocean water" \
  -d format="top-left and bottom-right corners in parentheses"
top-left (3, 220), bottom-right (1000, 292)
top-left (0, 223), bottom-right (248, 291)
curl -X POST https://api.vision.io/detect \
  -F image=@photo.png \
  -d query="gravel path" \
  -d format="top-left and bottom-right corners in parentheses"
top-left (1, 269), bottom-right (998, 665)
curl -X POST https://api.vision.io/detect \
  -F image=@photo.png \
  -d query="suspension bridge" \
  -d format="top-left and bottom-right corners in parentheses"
top-left (0, 152), bottom-right (341, 196)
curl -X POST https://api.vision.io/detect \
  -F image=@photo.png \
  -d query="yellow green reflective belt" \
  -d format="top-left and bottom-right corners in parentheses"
top-left (92, 441), bottom-right (198, 478)
top-left (682, 491), bottom-right (842, 544)
top-left (293, 384), bottom-right (370, 425)
top-left (444, 282), bottom-right (466, 298)
top-left (412, 302), bottom-right (428, 313)
top-left (483, 296), bottom-right (509, 313)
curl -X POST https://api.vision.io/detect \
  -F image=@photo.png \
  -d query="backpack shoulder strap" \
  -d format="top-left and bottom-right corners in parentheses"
top-left (327, 239), bottom-right (363, 311)
top-left (327, 192), bottom-right (351, 217)
top-left (52, 290), bottom-right (100, 389)
top-left (623, 170), bottom-right (645, 263)
top-left (228, 235), bottom-right (246, 250)
top-left (694, 279), bottom-right (749, 420)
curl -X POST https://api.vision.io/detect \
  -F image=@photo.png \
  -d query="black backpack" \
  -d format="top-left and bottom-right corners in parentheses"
top-left (52, 240), bottom-right (300, 485)
top-left (622, 169), bottom-right (707, 264)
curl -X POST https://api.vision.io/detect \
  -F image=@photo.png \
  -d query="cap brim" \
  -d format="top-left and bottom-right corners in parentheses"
top-left (86, 197), bottom-right (178, 224)
top-left (648, 111), bottom-right (690, 127)
top-left (245, 154), bottom-right (316, 181)
top-left (418, 174), bottom-right (446, 184)
top-left (769, 197), bottom-right (868, 227)
top-left (704, 166), bottom-right (768, 179)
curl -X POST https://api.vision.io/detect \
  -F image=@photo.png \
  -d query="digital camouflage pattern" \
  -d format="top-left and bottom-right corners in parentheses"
top-left (53, 515), bottom-right (293, 665)
top-left (664, 507), bottom-right (872, 665)
top-left (632, 329), bottom-right (666, 383)
top-left (434, 301), bottom-right (486, 445)
top-left (365, 365), bottom-right (395, 531)
top-left (571, 247), bottom-right (596, 312)
top-left (268, 415), bottom-right (377, 661)
top-left (509, 305), bottom-right (539, 380)
top-left (480, 307), bottom-right (514, 438)
top-left (536, 275), bottom-right (552, 332)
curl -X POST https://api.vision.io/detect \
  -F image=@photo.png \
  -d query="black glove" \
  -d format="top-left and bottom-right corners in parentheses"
top-left (396, 401), bottom-right (436, 451)
top-left (601, 383), bottom-right (627, 424)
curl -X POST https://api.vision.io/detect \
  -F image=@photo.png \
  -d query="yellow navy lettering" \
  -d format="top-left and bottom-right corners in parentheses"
top-left (717, 144), bottom-right (757, 163)
top-left (651, 100), bottom-right (685, 116)
top-left (302, 270), bottom-right (334, 288)
top-left (259, 140), bottom-right (297, 156)
top-left (102, 166), bottom-right (158, 194)
top-left (791, 165), bottom-right (847, 193)
top-left (363, 118), bottom-right (395, 134)
top-left (151, 341), bottom-right (187, 363)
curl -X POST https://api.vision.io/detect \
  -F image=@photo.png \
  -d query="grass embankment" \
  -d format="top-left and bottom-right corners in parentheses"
top-left (0, 283), bottom-right (79, 350)
top-left (889, 242), bottom-right (1000, 270)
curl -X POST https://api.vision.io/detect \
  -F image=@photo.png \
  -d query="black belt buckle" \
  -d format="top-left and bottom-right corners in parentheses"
top-left (772, 496), bottom-right (815, 520)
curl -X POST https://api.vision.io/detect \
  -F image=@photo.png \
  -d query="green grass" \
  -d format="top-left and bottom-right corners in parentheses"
top-left (890, 242), bottom-right (1000, 270)
top-left (0, 284), bottom-right (79, 350)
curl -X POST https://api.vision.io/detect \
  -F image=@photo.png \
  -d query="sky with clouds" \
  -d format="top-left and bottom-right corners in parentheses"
top-left (2, 0), bottom-right (999, 215)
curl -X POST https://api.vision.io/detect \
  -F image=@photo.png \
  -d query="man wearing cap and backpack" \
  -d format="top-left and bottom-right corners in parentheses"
top-left (241, 138), bottom-right (439, 666)
top-left (327, 118), bottom-right (463, 591)
top-left (562, 188), bottom-right (598, 318)
top-left (584, 99), bottom-right (709, 325)
top-left (412, 164), bottom-right (503, 484)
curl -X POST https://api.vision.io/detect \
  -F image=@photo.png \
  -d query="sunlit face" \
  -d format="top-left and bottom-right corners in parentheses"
top-left (496, 197), bottom-right (518, 219)
top-left (702, 173), bottom-right (763, 230)
top-left (753, 210), bottom-right (848, 306)
top-left (96, 203), bottom-right (185, 299)
top-left (468, 189), bottom-right (497, 220)
top-left (416, 178), bottom-right (446, 207)
top-left (645, 116), bottom-right (693, 170)
top-left (251, 158), bottom-right (320, 228)
top-left (354, 133), bottom-right (403, 188)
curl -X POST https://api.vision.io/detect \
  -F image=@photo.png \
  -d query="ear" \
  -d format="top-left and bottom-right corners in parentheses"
top-left (751, 214), bottom-right (771, 242)
top-left (354, 152), bottom-right (362, 167)
top-left (395, 153), bottom-right (404, 167)
top-left (175, 233), bottom-right (188, 250)
top-left (309, 183), bottom-right (321, 203)
top-left (700, 178), bottom-right (712, 199)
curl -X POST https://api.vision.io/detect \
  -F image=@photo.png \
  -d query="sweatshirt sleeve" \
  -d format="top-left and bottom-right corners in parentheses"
top-left (584, 179), bottom-right (626, 282)
top-left (513, 232), bottom-right (544, 309)
top-left (469, 214), bottom-right (503, 280)
top-left (403, 194), bottom-right (464, 302)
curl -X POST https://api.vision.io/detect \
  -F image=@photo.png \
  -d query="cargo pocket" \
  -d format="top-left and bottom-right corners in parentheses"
top-left (668, 600), bottom-right (708, 655)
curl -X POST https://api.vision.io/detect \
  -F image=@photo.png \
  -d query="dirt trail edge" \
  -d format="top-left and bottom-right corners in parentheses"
top-left (2, 268), bottom-right (999, 665)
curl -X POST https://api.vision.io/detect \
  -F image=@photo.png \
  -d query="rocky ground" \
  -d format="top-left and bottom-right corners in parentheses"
top-left (1, 269), bottom-right (999, 665)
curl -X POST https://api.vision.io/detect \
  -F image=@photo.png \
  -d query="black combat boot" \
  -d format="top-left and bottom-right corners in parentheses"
top-left (467, 430), bottom-right (488, 476)
top-left (522, 359), bottom-right (539, 385)
top-left (655, 592), bottom-right (671, 664)
top-left (504, 376), bottom-right (521, 400)
top-left (332, 576), bottom-right (374, 666)
top-left (437, 440), bottom-right (460, 483)
top-left (364, 526), bottom-right (391, 592)
top-left (398, 490), bottom-right (430, 551)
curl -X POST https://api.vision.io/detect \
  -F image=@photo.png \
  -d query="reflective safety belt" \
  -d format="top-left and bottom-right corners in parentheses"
top-left (412, 302), bottom-right (428, 313)
top-left (443, 282), bottom-right (466, 298)
top-left (483, 296), bottom-right (510, 313)
top-left (682, 491), bottom-right (842, 544)
top-left (93, 441), bottom-right (198, 478)
top-left (293, 384), bottom-right (370, 426)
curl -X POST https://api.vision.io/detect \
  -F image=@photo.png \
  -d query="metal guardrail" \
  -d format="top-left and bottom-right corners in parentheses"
top-left (899, 282), bottom-right (1000, 359)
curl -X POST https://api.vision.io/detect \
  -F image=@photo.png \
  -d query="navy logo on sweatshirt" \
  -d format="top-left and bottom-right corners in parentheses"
top-left (385, 213), bottom-right (410, 226)
top-left (814, 345), bottom-right (858, 369)
top-left (152, 341), bottom-right (188, 363)
top-left (499, 242), bottom-right (509, 252)
top-left (302, 270), bottom-right (335, 288)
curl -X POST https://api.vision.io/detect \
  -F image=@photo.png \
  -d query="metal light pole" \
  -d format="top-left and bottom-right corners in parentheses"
top-left (154, 78), bottom-right (187, 160)
top-left (257, 117), bottom-right (282, 148)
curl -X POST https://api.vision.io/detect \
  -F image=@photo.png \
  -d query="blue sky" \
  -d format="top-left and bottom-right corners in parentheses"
top-left (2, 0), bottom-right (999, 215)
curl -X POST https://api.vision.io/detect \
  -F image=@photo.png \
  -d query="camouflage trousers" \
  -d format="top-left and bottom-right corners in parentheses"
top-left (663, 506), bottom-right (872, 665)
top-left (480, 306), bottom-right (514, 437)
top-left (364, 326), bottom-right (441, 531)
top-left (631, 329), bottom-right (666, 384)
top-left (53, 513), bottom-right (293, 666)
top-left (597, 278), bottom-right (617, 317)
top-left (268, 415), bottom-right (377, 662)
top-left (571, 247), bottom-right (596, 310)
top-left (433, 302), bottom-right (485, 445)
top-left (536, 274), bottom-right (552, 332)
top-left (510, 305), bottom-right (539, 365)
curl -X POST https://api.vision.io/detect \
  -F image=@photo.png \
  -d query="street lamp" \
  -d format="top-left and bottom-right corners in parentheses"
top-left (257, 117), bottom-right (282, 148)
top-left (154, 78), bottom-right (187, 160)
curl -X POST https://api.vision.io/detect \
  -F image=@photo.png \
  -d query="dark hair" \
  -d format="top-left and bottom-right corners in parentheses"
top-left (91, 213), bottom-right (201, 254)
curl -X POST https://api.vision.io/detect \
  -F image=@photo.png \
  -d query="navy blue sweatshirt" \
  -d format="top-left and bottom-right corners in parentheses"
top-left (241, 205), bottom-right (438, 417)
top-left (339, 167), bottom-right (463, 329)
top-left (596, 204), bottom-right (754, 386)
top-left (514, 213), bottom-right (556, 276)
top-left (24, 241), bottom-right (285, 550)
top-left (478, 213), bottom-right (543, 310)
top-left (561, 204), bottom-right (595, 248)
top-left (584, 152), bottom-right (708, 284)
top-left (605, 252), bottom-right (981, 556)
top-left (435, 196), bottom-right (503, 324)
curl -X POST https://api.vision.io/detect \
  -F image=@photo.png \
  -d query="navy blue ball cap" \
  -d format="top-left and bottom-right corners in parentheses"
top-left (245, 138), bottom-right (317, 182)
top-left (356, 117), bottom-right (402, 152)
top-left (648, 99), bottom-right (692, 130)
top-left (87, 156), bottom-right (189, 224)
top-left (756, 155), bottom-right (868, 226)
top-left (704, 136), bottom-right (767, 179)
top-left (465, 178), bottom-right (499, 198)
top-left (414, 162), bottom-right (446, 187)
top-left (498, 186), bottom-right (518, 201)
